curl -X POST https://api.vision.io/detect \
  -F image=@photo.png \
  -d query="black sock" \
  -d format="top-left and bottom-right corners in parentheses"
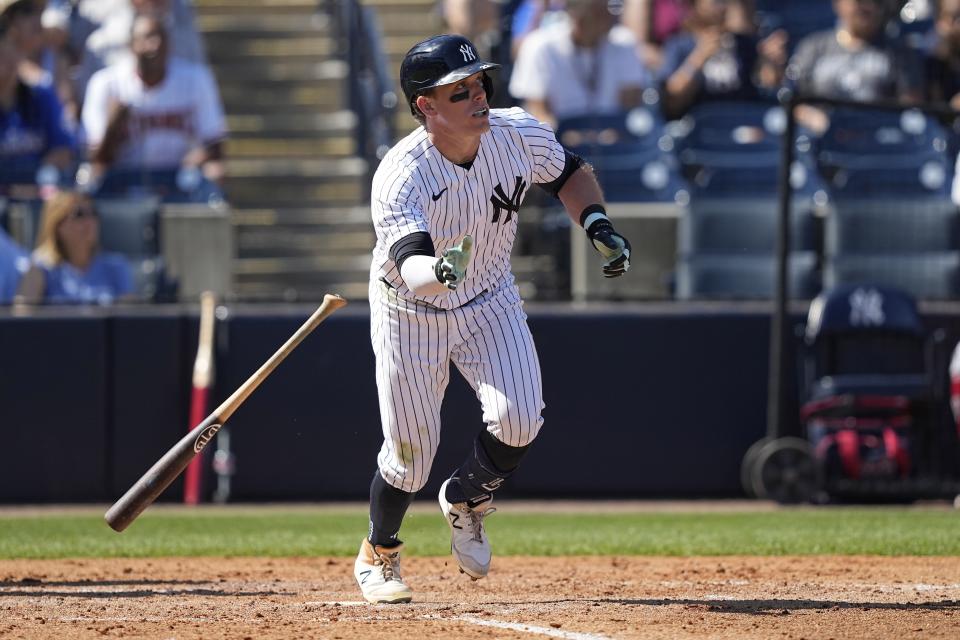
top-left (445, 430), bottom-right (530, 506)
top-left (368, 470), bottom-right (415, 547)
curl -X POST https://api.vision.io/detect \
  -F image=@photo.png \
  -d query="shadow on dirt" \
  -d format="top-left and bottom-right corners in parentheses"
top-left (0, 578), bottom-right (292, 598)
top-left (595, 598), bottom-right (960, 613)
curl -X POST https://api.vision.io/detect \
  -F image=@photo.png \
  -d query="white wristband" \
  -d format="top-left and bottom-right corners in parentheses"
top-left (582, 211), bottom-right (609, 231)
top-left (400, 254), bottom-right (450, 297)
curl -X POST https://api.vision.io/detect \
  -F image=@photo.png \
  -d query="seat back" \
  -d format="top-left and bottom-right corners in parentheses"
top-left (818, 109), bottom-right (951, 197)
top-left (825, 197), bottom-right (960, 255)
top-left (673, 100), bottom-right (824, 198)
top-left (95, 197), bottom-right (161, 257)
top-left (805, 284), bottom-right (927, 377)
top-left (678, 196), bottom-right (820, 254)
top-left (556, 108), bottom-right (688, 202)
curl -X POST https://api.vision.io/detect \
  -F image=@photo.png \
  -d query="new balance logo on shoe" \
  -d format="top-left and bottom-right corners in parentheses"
top-left (450, 512), bottom-right (462, 530)
top-left (358, 569), bottom-right (372, 584)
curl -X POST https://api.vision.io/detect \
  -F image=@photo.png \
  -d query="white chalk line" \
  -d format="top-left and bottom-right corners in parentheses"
top-left (448, 615), bottom-right (613, 640)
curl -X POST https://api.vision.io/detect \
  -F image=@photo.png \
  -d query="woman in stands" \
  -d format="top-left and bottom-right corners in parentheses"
top-left (16, 190), bottom-right (133, 304)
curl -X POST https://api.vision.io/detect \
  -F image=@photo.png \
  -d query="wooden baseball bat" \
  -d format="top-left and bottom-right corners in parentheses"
top-left (105, 294), bottom-right (348, 532)
top-left (183, 291), bottom-right (217, 505)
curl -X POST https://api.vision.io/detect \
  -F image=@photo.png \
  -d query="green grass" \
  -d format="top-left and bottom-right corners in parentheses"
top-left (1, 507), bottom-right (958, 559)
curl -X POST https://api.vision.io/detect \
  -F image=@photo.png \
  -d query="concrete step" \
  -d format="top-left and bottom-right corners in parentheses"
top-left (224, 178), bottom-right (365, 208)
top-left (234, 253), bottom-right (371, 276)
top-left (207, 37), bottom-right (335, 62)
top-left (219, 82), bottom-right (344, 111)
top-left (194, 0), bottom-right (319, 16)
top-left (197, 12), bottom-right (331, 34)
top-left (210, 59), bottom-right (346, 82)
top-left (232, 277), bottom-right (370, 303)
top-left (231, 206), bottom-right (370, 226)
top-left (237, 227), bottom-right (373, 257)
top-left (226, 136), bottom-right (354, 158)
top-left (226, 111), bottom-right (355, 136)
top-left (225, 156), bottom-right (365, 178)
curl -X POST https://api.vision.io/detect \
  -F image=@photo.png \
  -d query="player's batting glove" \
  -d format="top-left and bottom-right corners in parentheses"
top-left (434, 234), bottom-right (473, 290)
top-left (582, 206), bottom-right (631, 278)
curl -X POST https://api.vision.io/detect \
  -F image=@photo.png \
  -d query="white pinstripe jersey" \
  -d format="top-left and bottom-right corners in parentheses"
top-left (370, 107), bottom-right (566, 310)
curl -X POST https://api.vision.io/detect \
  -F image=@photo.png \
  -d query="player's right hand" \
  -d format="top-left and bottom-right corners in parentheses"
top-left (434, 234), bottom-right (473, 290)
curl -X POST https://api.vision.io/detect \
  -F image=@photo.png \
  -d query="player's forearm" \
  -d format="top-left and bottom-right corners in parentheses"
top-left (400, 254), bottom-right (451, 297)
top-left (558, 165), bottom-right (605, 227)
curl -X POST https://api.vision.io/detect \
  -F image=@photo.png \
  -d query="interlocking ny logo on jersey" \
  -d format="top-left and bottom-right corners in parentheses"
top-left (490, 176), bottom-right (526, 223)
top-left (460, 44), bottom-right (476, 62)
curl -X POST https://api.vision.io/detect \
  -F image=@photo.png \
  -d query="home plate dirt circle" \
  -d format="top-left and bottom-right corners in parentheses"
top-left (2, 556), bottom-right (959, 639)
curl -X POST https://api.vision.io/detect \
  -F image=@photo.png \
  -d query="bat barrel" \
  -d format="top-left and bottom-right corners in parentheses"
top-left (105, 415), bottom-right (221, 532)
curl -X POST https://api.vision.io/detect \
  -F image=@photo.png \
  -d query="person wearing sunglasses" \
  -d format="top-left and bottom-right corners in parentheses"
top-left (16, 190), bottom-right (133, 304)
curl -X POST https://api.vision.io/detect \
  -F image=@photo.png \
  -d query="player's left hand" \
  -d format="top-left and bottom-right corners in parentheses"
top-left (588, 223), bottom-right (631, 278)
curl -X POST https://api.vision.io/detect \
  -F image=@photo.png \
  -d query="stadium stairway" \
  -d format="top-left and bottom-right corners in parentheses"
top-left (195, 0), bottom-right (371, 301)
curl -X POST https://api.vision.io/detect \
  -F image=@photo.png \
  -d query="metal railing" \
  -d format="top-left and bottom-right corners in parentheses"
top-left (326, 0), bottom-right (397, 198)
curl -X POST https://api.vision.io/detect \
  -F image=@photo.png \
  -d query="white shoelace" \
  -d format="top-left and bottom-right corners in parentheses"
top-left (466, 506), bottom-right (497, 542)
top-left (374, 550), bottom-right (402, 581)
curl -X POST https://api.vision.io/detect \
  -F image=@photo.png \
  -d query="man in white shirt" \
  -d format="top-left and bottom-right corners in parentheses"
top-left (81, 12), bottom-right (225, 189)
top-left (508, 0), bottom-right (650, 127)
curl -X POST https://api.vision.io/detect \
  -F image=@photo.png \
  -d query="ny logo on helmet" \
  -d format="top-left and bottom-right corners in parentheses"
top-left (460, 44), bottom-right (476, 62)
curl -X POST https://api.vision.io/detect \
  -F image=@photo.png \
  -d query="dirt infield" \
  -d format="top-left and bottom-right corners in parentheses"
top-left (2, 556), bottom-right (959, 639)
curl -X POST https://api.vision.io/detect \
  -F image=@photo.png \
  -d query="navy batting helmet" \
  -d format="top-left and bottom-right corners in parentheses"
top-left (400, 35), bottom-right (500, 118)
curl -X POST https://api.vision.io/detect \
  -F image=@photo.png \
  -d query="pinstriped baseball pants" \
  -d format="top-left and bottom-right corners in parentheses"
top-left (369, 279), bottom-right (545, 493)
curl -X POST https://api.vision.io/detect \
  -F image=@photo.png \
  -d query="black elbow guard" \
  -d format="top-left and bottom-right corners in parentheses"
top-left (537, 147), bottom-right (584, 198)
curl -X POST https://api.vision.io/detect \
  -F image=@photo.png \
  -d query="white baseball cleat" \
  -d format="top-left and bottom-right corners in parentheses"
top-left (354, 538), bottom-right (413, 604)
top-left (438, 478), bottom-right (497, 580)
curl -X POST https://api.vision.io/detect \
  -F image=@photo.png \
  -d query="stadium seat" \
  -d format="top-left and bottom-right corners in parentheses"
top-left (825, 197), bottom-right (959, 255)
top-left (96, 197), bottom-right (161, 256)
top-left (95, 197), bottom-right (175, 300)
top-left (675, 252), bottom-right (820, 300)
top-left (678, 196), bottom-right (821, 255)
top-left (818, 109), bottom-right (951, 197)
top-left (556, 108), bottom-right (688, 203)
top-left (673, 101), bottom-right (825, 198)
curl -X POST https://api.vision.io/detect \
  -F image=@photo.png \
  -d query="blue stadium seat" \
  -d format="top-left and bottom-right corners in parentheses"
top-left (825, 197), bottom-right (959, 255)
top-left (556, 108), bottom-right (688, 203)
top-left (673, 101), bottom-right (825, 198)
top-left (95, 197), bottom-right (161, 256)
top-left (817, 109), bottom-right (952, 197)
top-left (802, 283), bottom-right (933, 400)
top-left (95, 197), bottom-right (174, 300)
top-left (678, 196), bottom-right (820, 254)
top-left (675, 252), bottom-right (820, 300)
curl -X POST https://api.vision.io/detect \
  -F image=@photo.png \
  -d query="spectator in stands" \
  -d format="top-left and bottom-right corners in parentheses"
top-left (621, 0), bottom-right (690, 71)
top-left (80, 12), bottom-right (226, 195)
top-left (0, 225), bottom-right (30, 303)
top-left (657, 0), bottom-right (787, 119)
top-left (43, 0), bottom-right (206, 108)
top-left (786, 0), bottom-right (924, 134)
top-left (510, 0), bottom-right (567, 59)
top-left (925, 0), bottom-right (960, 108)
top-left (16, 190), bottom-right (133, 304)
top-left (0, 2), bottom-right (75, 190)
top-left (508, 0), bottom-right (651, 127)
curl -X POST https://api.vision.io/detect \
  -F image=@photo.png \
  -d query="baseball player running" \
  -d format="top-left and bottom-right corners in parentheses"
top-left (355, 34), bottom-right (632, 604)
